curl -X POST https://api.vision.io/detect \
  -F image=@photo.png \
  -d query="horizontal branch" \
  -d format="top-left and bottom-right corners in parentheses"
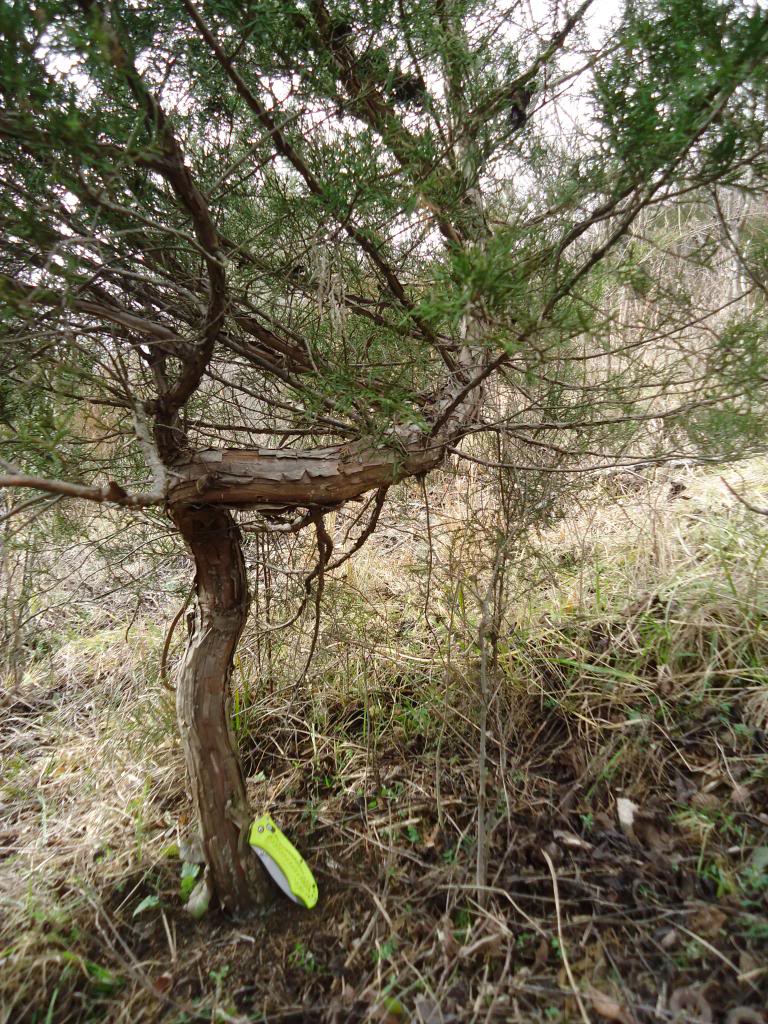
top-left (1, 273), bottom-right (186, 351)
top-left (168, 435), bottom-right (443, 509)
top-left (0, 474), bottom-right (164, 508)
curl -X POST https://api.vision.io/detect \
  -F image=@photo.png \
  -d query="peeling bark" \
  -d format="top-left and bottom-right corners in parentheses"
top-left (171, 505), bottom-right (269, 913)
top-left (169, 371), bottom-right (485, 510)
top-left (170, 441), bottom-right (437, 508)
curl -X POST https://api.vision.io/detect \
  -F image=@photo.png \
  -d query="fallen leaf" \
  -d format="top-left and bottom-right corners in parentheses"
top-left (586, 986), bottom-right (633, 1024)
top-left (415, 995), bottom-right (457, 1024)
top-left (688, 906), bottom-right (727, 938)
top-left (616, 797), bottom-right (638, 836)
top-left (179, 835), bottom-right (205, 863)
top-left (533, 936), bottom-right (549, 968)
top-left (458, 932), bottom-right (503, 959)
top-left (738, 951), bottom-right (759, 975)
top-left (673, 771), bottom-right (697, 803)
top-left (634, 819), bottom-right (673, 857)
top-left (423, 822), bottom-right (441, 848)
top-left (438, 916), bottom-right (459, 959)
top-left (541, 840), bottom-right (563, 866)
top-left (725, 1009), bottom-right (766, 1024)
top-left (553, 829), bottom-right (593, 851)
top-left (731, 784), bottom-right (751, 806)
top-left (153, 972), bottom-right (173, 994)
top-left (668, 986), bottom-right (712, 1022)
top-left (691, 792), bottom-right (721, 811)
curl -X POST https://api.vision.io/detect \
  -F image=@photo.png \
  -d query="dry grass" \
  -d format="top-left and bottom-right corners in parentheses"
top-left (1, 626), bottom-right (184, 1022)
top-left (2, 462), bottom-right (768, 1023)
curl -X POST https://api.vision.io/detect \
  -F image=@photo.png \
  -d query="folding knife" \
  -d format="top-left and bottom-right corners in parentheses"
top-left (248, 814), bottom-right (318, 909)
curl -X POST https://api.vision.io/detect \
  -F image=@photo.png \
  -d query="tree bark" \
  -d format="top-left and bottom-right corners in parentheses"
top-left (168, 370), bottom-right (486, 511)
top-left (170, 504), bottom-right (269, 913)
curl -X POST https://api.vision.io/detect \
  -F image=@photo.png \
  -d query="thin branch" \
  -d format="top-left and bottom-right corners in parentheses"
top-left (0, 492), bottom-right (57, 527)
top-left (447, 446), bottom-right (760, 475)
top-left (158, 584), bottom-right (194, 692)
top-left (721, 477), bottom-right (768, 516)
top-left (295, 510), bottom-right (334, 686)
top-left (0, 274), bottom-right (187, 353)
top-left (0, 474), bottom-right (164, 508)
top-left (182, 0), bottom-right (457, 374)
top-left (542, 848), bottom-right (592, 1024)
top-left (325, 486), bottom-right (389, 571)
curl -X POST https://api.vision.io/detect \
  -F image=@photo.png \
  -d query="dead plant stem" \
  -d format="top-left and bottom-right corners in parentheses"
top-left (542, 848), bottom-right (592, 1024)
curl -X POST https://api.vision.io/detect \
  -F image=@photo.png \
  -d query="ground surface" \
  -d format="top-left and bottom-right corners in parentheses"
top-left (2, 465), bottom-right (768, 1022)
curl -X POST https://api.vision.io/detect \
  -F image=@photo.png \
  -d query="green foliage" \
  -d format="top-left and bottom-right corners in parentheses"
top-left (179, 861), bottom-right (201, 901)
top-left (595, 0), bottom-right (768, 182)
top-left (0, 0), bottom-right (766, 502)
top-left (288, 940), bottom-right (320, 974)
top-left (131, 893), bottom-right (160, 917)
top-left (59, 951), bottom-right (124, 994)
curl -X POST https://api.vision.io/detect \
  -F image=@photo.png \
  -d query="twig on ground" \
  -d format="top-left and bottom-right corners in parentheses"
top-left (542, 848), bottom-right (592, 1024)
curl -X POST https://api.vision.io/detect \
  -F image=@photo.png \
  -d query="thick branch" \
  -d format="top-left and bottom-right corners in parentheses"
top-left (168, 436), bottom-right (442, 509)
top-left (169, 347), bottom-right (487, 509)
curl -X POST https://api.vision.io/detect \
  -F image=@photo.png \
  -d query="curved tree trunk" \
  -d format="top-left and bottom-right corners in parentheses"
top-left (170, 505), bottom-right (269, 913)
